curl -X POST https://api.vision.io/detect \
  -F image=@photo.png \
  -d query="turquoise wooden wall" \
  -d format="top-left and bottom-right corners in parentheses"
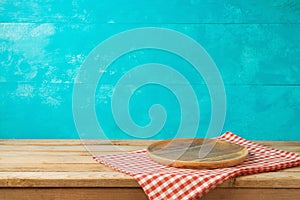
top-left (0, 0), bottom-right (299, 140)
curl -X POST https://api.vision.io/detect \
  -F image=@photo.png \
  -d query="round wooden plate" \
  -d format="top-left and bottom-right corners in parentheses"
top-left (147, 138), bottom-right (248, 169)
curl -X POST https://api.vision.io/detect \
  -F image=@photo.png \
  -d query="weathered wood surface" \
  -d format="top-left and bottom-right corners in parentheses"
top-left (0, 140), bottom-right (299, 199)
top-left (1, 23), bottom-right (300, 140)
top-left (1, 188), bottom-right (300, 200)
top-left (1, 1), bottom-right (299, 142)
top-left (147, 138), bottom-right (248, 168)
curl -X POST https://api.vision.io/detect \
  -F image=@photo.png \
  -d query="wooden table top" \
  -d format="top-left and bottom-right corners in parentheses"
top-left (0, 140), bottom-right (299, 199)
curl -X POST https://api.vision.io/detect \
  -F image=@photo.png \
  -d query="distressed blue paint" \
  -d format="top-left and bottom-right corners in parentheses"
top-left (1, 23), bottom-right (299, 84)
top-left (0, 0), bottom-right (299, 23)
top-left (0, 1), bottom-right (299, 140)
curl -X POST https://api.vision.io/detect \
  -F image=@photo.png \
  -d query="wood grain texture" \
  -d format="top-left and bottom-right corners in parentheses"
top-left (0, 140), bottom-right (299, 199)
top-left (0, 188), bottom-right (149, 200)
top-left (0, 188), bottom-right (299, 200)
top-left (202, 188), bottom-right (300, 200)
top-left (0, 140), bottom-right (299, 188)
top-left (147, 138), bottom-right (248, 168)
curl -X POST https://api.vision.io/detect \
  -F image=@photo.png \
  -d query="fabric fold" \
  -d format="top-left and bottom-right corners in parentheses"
top-left (94, 132), bottom-right (300, 200)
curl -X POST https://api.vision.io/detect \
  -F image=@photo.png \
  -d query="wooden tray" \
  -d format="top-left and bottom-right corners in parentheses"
top-left (147, 138), bottom-right (248, 169)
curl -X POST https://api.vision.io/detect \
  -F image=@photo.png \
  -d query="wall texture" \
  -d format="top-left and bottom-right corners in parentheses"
top-left (0, 0), bottom-right (299, 140)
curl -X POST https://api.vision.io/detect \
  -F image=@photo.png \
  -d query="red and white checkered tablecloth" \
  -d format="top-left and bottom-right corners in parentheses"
top-left (94, 132), bottom-right (300, 200)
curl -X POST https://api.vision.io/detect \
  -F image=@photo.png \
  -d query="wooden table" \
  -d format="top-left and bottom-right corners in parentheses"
top-left (0, 140), bottom-right (299, 200)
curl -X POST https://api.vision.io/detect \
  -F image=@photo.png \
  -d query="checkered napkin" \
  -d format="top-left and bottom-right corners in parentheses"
top-left (94, 132), bottom-right (300, 200)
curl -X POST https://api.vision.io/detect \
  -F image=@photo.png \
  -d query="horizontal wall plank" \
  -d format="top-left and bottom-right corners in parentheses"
top-left (1, 84), bottom-right (299, 140)
top-left (0, 23), bottom-right (299, 85)
top-left (224, 85), bottom-right (300, 140)
top-left (1, 10), bottom-right (299, 141)
top-left (0, 0), bottom-right (299, 23)
top-left (0, 139), bottom-right (157, 146)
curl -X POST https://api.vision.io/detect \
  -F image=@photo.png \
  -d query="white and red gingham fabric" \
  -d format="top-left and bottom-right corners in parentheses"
top-left (94, 132), bottom-right (300, 200)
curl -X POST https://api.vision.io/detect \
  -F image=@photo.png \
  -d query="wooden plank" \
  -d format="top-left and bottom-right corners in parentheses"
top-left (0, 172), bottom-right (138, 187)
top-left (234, 172), bottom-right (300, 188)
top-left (0, 1), bottom-right (299, 23)
top-left (22, 140), bottom-right (300, 146)
top-left (0, 140), bottom-right (299, 147)
top-left (0, 140), bottom-right (299, 190)
top-left (0, 155), bottom-right (95, 164)
top-left (1, 162), bottom-right (298, 173)
top-left (0, 141), bottom-right (299, 154)
top-left (0, 146), bottom-right (298, 155)
top-left (257, 141), bottom-right (300, 147)
top-left (0, 144), bottom-right (298, 156)
top-left (281, 167), bottom-right (300, 172)
top-left (1, 148), bottom-right (298, 164)
top-left (0, 145), bottom-right (147, 152)
top-left (0, 153), bottom-right (147, 163)
top-left (1, 151), bottom-right (93, 156)
top-left (0, 188), bottom-right (148, 200)
top-left (0, 163), bottom-right (114, 172)
top-left (0, 171), bottom-right (234, 188)
top-left (0, 188), bottom-right (299, 200)
top-left (203, 188), bottom-right (300, 200)
top-left (0, 163), bottom-right (298, 173)
top-left (0, 171), bottom-right (299, 188)
top-left (0, 151), bottom-right (140, 159)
